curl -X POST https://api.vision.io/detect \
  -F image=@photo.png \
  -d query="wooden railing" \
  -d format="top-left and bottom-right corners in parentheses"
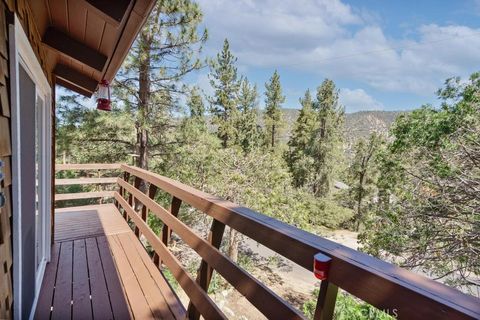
top-left (54, 163), bottom-right (121, 202)
top-left (56, 164), bottom-right (480, 320)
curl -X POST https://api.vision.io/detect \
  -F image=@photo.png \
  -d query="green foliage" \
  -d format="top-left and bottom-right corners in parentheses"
top-left (360, 72), bottom-right (480, 290)
top-left (209, 39), bottom-right (241, 148)
top-left (310, 79), bottom-right (345, 197)
top-left (343, 133), bottom-right (383, 230)
top-left (302, 289), bottom-right (394, 320)
top-left (236, 78), bottom-right (262, 153)
top-left (264, 70), bottom-right (286, 148)
top-left (286, 89), bottom-right (317, 187)
top-left (286, 80), bottom-right (345, 198)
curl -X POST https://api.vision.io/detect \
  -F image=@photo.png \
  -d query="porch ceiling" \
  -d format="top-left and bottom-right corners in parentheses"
top-left (27, 0), bottom-right (155, 97)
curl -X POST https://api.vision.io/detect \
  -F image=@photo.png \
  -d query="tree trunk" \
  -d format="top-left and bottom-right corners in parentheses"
top-left (271, 124), bottom-right (275, 148)
top-left (355, 171), bottom-right (365, 231)
top-left (138, 128), bottom-right (148, 170)
top-left (136, 32), bottom-right (151, 170)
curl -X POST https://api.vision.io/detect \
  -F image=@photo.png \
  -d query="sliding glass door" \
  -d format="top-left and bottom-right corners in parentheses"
top-left (10, 16), bottom-right (52, 319)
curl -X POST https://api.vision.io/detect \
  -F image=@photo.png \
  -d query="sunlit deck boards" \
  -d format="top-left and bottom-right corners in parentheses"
top-left (34, 204), bottom-right (185, 320)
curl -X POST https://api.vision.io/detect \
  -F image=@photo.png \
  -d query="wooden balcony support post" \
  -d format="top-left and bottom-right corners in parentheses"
top-left (187, 219), bottom-right (226, 320)
top-left (314, 280), bottom-right (338, 320)
top-left (154, 196), bottom-right (181, 266)
top-left (135, 184), bottom-right (157, 238)
top-left (128, 176), bottom-right (141, 207)
top-left (120, 171), bottom-right (130, 219)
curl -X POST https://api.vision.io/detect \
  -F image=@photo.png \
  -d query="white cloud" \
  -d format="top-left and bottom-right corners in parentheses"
top-left (198, 0), bottom-right (480, 95)
top-left (339, 88), bottom-right (384, 113)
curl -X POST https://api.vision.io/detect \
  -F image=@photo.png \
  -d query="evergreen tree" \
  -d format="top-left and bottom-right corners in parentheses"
top-left (361, 73), bottom-right (480, 289)
top-left (285, 89), bottom-right (317, 187)
top-left (112, 0), bottom-right (207, 170)
top-left (310, 79), bottom-right (345, 197)
top-left (187, 86), bottom-right (206, 124)
top-left (209, 39), bottom-right (241, 148)
top-left (237, 78), bottom-right (261, 153)
top-left (346, 133), bottom-right (382, 230)
top-left (264, 70), bottom-right (285, 148)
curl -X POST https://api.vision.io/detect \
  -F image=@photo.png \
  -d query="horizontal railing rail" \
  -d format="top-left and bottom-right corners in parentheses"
top-left (55, 164), bottom-right (480, 320)
top-left (54, 163), bottom-right (121, 202)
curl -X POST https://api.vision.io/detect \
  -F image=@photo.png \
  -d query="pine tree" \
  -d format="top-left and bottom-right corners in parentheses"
top-left (208, 39), bottom-right (241, 148)
top-left (285, 89), bottom-right (317, 187)
top-left (310, 79), bottom-right (345, 197)
top-left (237, 78), bottom-right (261, 153)
top-left (347, 133), bottom-right (382, 230)
top-left (113, 0), bottom-right (207, 170)
top-left (264, 70), bottom-right (285, 148)
top-left (187, 86), bottom-right (206, 123)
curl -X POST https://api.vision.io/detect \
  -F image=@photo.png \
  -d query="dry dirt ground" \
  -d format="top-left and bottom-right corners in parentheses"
top-left (174, 229), bottom-right (359, 319)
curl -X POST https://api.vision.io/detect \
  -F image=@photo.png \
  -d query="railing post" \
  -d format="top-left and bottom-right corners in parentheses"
top-left (135, 184), bottom-right (158, 238)
top-left (313, 253), bottom-right (338, 320)
top-left (154, 196), bottom-right (182, 266)
top-left (129, 176), bottom-right (142, 207)
top-left (314, 281), bottom-right (338, 320)
top-left (187, 218), bottom-right (226, 320)
top-left (120, 171), bottom-right (130, 220)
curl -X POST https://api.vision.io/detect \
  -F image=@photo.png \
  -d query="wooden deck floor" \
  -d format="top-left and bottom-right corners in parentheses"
top-left (34, 204), bottom-right (186, 320)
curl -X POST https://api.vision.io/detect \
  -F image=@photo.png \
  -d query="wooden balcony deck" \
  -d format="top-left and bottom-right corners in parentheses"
top-left (34, 204), bottom-right (185, 320)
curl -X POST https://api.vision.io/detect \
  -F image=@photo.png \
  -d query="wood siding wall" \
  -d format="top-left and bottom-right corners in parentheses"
top-left (0, 1), bottom-right (52, 318)
top-left (0, 1), bottom-right (13, 318)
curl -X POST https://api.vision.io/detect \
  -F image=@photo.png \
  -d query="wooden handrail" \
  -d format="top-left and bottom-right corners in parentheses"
top-left (55, 191), bottom-right (114, 201)
top-left (54, 164), bottom-right (480, 319)
top-left (55, 177), bottom-right (117, 185)
top-left (55, 163), bottom-right (122, 171)
top-left (54, 164), bottom-right (121, 204)
top-left (120, 164), bottom-right (480, 320)
top-left (117, 178), bottom-right (306, 319)
top-left (115, 193), bottom-right (227, 319)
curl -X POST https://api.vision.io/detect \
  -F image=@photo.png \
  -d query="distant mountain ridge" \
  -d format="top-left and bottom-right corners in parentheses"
top-left (281, 108), bottom-right (404, 148)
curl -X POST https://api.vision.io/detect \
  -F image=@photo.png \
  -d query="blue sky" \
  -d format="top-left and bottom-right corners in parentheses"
top-left (191, 0), bottom-right (480, 112)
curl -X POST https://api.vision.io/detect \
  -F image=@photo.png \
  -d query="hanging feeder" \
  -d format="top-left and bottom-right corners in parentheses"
top-left (96, 79), bottom-right (112, 111)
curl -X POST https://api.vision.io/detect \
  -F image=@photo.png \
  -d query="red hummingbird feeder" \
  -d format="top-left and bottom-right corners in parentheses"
top-left (96, 79), bottom-right (111, 111)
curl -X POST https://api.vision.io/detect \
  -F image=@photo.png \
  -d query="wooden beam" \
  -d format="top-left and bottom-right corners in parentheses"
top-left (54, 64), bottom-right (98, 93)
top-left (314, 281), bottom-right (338, 320)
top-left (55, 177), bottom-right (117, 186)
top-left (56, 163), bottom-right (122, 171)
top-left (83, 0), bottom-right (131, 27)
top-left (43, 27), bottom-right (107, 72)
top-left (55, 77), bottom-right (93, 98)
top-left (55, 191), bottom-right (114, 201)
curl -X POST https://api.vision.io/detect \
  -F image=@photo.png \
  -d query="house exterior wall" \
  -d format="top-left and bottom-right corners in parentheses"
top-left (0, 0), bottom-right (52, 318)
top-left (0, 1), bottom-right (13, 318)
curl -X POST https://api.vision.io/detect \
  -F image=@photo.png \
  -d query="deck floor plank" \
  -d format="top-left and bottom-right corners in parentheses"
top-left (108, 234), bottom-right (154, 319)
top-left (127, 231), bottom-right (187, 319)
top-left (35, 204), bottom-right (183, 320)
top-left (86, 237), bottom-right (114, 320)
top-left (34, 243), bottom-right (60, 320)
top-left (72, 239), bottom-right (93, 320)
top-left (52, 241), bottom-right (73, 320)
top-left (117, 232), bottom-right (175, 320)
top-left (96, 235), bottom-right (131, 320)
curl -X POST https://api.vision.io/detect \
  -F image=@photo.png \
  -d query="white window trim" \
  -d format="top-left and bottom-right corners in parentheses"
top-left (9, 15), bottom-right (52, 320)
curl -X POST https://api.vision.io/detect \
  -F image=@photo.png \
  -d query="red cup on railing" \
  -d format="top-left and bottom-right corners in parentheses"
top-left (313, 253), bottom-right (332, 280)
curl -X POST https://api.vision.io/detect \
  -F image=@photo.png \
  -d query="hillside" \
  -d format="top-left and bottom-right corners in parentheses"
top-left (281, 108), bottom-right (404, 149)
